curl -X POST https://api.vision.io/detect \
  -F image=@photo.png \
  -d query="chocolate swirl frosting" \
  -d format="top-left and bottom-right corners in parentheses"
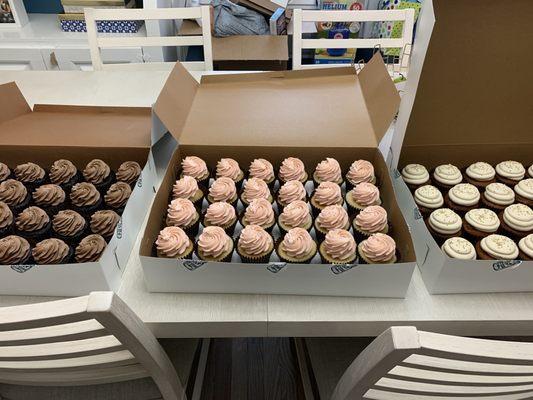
top-left (104, 182), bottom-right (132, 208)
top-left (75, 234), bottom-right (107, 262)
top-left (0, 179), bottom-right (28, 206)
top-left (0, 202), bottom-right (13, 229)
top-left (83, 159), bottom-right (110, 185)
top-left (14, 162), bottom-right (45, 183)
top-left (50, 159), bottom-right (77, 185)
top-left (53, 210), bottom-right (86, 237)
top-left (15, 207), bottom-right (49, 232)
top-left (0, 163), bottom-right (10, 181)
top-left (33, 184), bottom-right (66, 207)
top-left (0, 235), bottom-right (31, 264)
top-left (116, 161), bottom-right (141, 185)
top-left (32, 239), bottom-right (70, 265)
top-left (70, 183), bottom-right (101, 207)
top-left (90, 210), bottom-right (120, 238)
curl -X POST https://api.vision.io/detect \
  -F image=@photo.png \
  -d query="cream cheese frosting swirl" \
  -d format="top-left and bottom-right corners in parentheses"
top-left (90, 210), bottom-right (120, 238)
top-left (33, 184), bottom-right (66, 207)
top-left (50, 159), bottom-right (77, 185)
top-left (104, 182), bottom-right (132, 208)
top-left (83, 159), bottom-right (110, 185)
top-left (503, 204), bottom-right (533, 232)
top-left (496, 161), bottom-right (525, 181)
top-left (0, 202), bottom-right (13, 229)
top-left (433, 164), bottom-right (462, 186)
top-left (515, 179), bottom-right (533, 201)
top-left (242, 178), bottom-right (271, 203)
top-left (173, 175), bottom-right (199, 200)
top-left (155, 226), bottom-right (191, 258)
top-left (360, 233), bottom-right (396, 263)
top-left (204, 202), bottom-right (236, 227)
top-left (116, 161), bottom-right (141, 185)
top-left (0, 179), bottom-right (27, 206)
top-left (481, 235), bottom-right (519, 259)
top-left (32, 239), bottom-right (69, 265)
top-left (216, 158), bottom-right (242, 181)
top-left (466, 162), bottom-right (495, 181)
top-left (323, 229), bottom-right (356, 262)
top-left (70, 182), bottom-right (101, 207)
top-left (279, 200), bottom-right (311, 229)
top-left (317, 205), bottom-right (349, 231)
top-left (197, 226), bottom-right (232, 258)
top-left (181, 156), bottom-right (208, 180)
top-left (166, 198), bottom-right (197, 228)
top-left (209, 177), bottom-right (237, 203)
top-left (249, 159), bottom-right (274, 182)
top-left (484, 183), bottom-right (515, 205)
top-left (278, 180), bottom-right (307, 206)
top-left (0, 235), bottom-right (30, 264)
top-left (0, 163), bottom-right (10, 181)
top-left (279, 158), bottom-right (306, 182)
top-left (465, 208), bottom-right (500, 233)
top-left (519, 234), bottom-right (533, 258)
top-left (448, 183), bottom-right (480, 206)
top-left (313, 182), bottom-right (342, 207)
top-left (315, 158), bottom-right (342, 183)
top-left (401, 164), bottom-right (429, 185)
top-left (529, 165), bottom-right (533, 178)
top-left (75, 234), bottom-right (107, 262)
top-left (280, 228), bottom-right (316, 259)
top-left (239, 225), bottom-right (273, 256)
top-left (53, 210), bottom-right (86, 237)
top-left (441, 237), bottom-right (476, 260)
top-left (428, 208), bottom-right (461, 235)
top-left (244, 198), bottom-right (275, 228)
top-left (15, 206), bottom-right (49, 232)
top-left (354, 205), bottom-right (388, 233)
top-left (414, 185), bottom-right (443, 209)
top-left (14, 162), bottom-right (45, 183)
top-left (351, 182), bottom-right (380, 207)
top-left (347, 160), bottom-right (375, 185)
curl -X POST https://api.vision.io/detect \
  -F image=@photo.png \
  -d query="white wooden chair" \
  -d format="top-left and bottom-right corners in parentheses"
top-left (85, 6), bottom-right (213, 71)
top-left (292, 9), bottom-right (415, 72)
top-left (298, 326), bottom-right (533, 400)
top-left (0, 292), bottom-right (190, 400)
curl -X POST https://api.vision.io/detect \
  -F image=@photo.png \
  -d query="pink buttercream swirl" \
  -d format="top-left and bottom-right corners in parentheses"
top-left (315, 158), bottom-right (342, 183)
top-left (216, 158), bottom-right (242, 181)
top-left (166, 198), bottom-right (197, 228)
top-left (278, 180), bottom-right (307, 206)
top-left (313, 182), bottom-right (342, 207)
top-left (181, 156), bottom-right (208, 180)
top-left (347, 160), bottom-right (375, 185)
top-left (249, 159), bottom-right (274, 181)
top-left (360, 233), bottom-right (396, 262)
top-left (351, 182), bottom-right (380, 206)
top-left (281, 228), bottom-right (316, 259)
top-left (317, 205), bottom-right (349, 231)
top-left (173, 175), bottom-right (199, 200)
top-left (242, 178), bottom-right (271, 203)
top-left (209, 177), bottom-right (237, 203)
top-left (280, 200), bottom-right (311, 229)
top-left (354, 205), bottom-right (388, 233)
top-left (279, 158), bottom-right (306, 182)
top-left (239, 225), bottom-right (273, 256)
top-left (197, 226), bottom-right (232, 258)
top-left (204, 202), bottom-right (236, 227)
top-left (323, 229), bottom-right (356, 262)
top-left (244, 198), bottom-right (275, 228)
top-left (156, 226), bottom-right (191, 258)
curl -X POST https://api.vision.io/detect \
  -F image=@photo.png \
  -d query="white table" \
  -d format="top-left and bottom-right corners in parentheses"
top-left (2, 70), bottom-right (533, 338)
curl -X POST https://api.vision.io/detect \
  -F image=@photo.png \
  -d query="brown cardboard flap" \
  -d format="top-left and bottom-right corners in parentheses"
top-left (212, 36), bottom-right (288, 61)
top-left (0, 83), bottom-right (31, 124)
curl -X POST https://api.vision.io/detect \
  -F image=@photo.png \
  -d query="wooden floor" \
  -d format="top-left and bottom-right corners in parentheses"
top-left (200, 338), bottom-right (306, 400)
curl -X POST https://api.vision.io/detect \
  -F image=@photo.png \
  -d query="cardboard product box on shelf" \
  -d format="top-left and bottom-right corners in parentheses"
top-left (140, 52), bottom-right (417, 298)
top-left (388, 0), bottom-right (533, 294)
top-left (0, 83), bottom-right (156, 296)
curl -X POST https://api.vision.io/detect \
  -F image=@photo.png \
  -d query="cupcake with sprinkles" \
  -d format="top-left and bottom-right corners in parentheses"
top-left (441, 237), bottom-right (476, 260)
top-left (518, 234), bottom-right (533, 261)
top-left (401, 164), bottom-right (429, 191)
top-left (432, 164), bottom-right (462, 192)
top-left (476, 234), bottom-right (519, 261)
top-left (413, 185), bottom-right (443, 218)
top-left (499, 204), bottom-right (533, 240)
top-left (464, 162), bottom-right (496, 189)
top-left (514, 179), bottom-right (533, 207)
top-left (426, 208), bottom-right (462, 245)
top-left (155, 226), bottom-right (194, 260)
top-left (495, 161), bottom-right (525, 186)
top-left (481, 183), bottom-right (515, 212)
top-left (444, 183), bottom-right (480, 215)
top-left (463, 208), bottom-right (500, 241)
top-left (347, 160), bottom-right (376, 190)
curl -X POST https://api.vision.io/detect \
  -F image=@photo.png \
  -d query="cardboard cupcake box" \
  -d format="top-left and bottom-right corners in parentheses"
top-left (140, 53), bottom-right (417, 298)
top-left (0, 82), bottom-right (156, 296)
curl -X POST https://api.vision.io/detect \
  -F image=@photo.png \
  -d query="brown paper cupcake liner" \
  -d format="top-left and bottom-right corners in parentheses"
top-left (274, 238), bottom-right (316, 264)
top-left (235, 238), bottom-right (274, 263)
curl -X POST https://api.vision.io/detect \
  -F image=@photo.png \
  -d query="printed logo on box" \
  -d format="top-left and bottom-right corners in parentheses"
top-left (414, 207), bottom-right (423, 220)
top-left (331, 263), bottom-right (357, 274)
top-left (11, 264), bottom-right (36, 273)
top-left (493, 260), bottom-right (522, 272)
top-left (393, 169), bottom-right (401, 179)
top-left (183, 260), bottom-right (206, 271)
top-left (116, 219), bottom-right (123, 239)
top-left (267, 262), bottom-right (287, 273)
top-left (137, 176), bottom-right (143, 188)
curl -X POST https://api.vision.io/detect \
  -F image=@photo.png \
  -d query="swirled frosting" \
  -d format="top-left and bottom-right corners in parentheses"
top-left (280, 228), bottom-right (316, 259)
top-left (315, 158), bottom-right (342, 183)
top-left (0, 163), bottom-right (10, 181)
top-left (466, 162), bottom-right (495, 181)
top-left (197, 226), bottom-right (233, 258)
top-left (155, 226), bottom-right (191, 258)
top-left (249, 159), bottom-right (274, 182)
top-left (75, 234), bottom-right (107, 262)
top-left (0, 235), bottom-right (30, 264)
top-left (414, 185), bottom-right (443, 209)
top-left (15, 207), bottom-right (49, 232)
top-left (14, 162), bottom-right (45, 183)
top-left (428, 208), bottom-right (462, 235)
top-left (116, 161), bottom-right (141, 185)
top-left (244, 198), bottom-right (275, 228)
top-left (0, 202), bottom-right (13, 229)
top-left (441, 237), bottom-right (476, 260)
top-left (182, 156), bottom-right (208, 180)
top-left (32, 239), bottom-right (69, 265)
top-left (70, 182), bottom-right (101, 207)
top-left (278, 180), bottom-right (307, 206)
top-left (204, 202), bottom-right (236, 227)
top-left (347, 160), bottom-right (375, 185)
top-left (239, 225), bottom-right (273, 256)
top-left (433, 164), bottom-right (462, 186)
top-left (242, 178), bottom-right (271, 203)
top-left (481, 235), bottom-right (519, 259)
top-left (279, 200), bottom-right (311, 229)
top-left (503, 204), bottom-right (533, 232)
top-left (401, 164), bottom-right (429, 185)
top-left (90, 210), bottom-right (120, 238)
top-left (465, 208), bottom-right (500, 233)
top-left (32, 184), bottom-right (66, 207)
top-left (83, 159), bottom-right (110, 185)
top-left (49, 159), bottom-right (77, 185)
top-left (354, 205), bottom-right (388, 233)
top-left (313, 182), bottom-right (342, 207)
top-left (360, 233), bottom-right (396, 263)
top-left (53, 210), bottom-right (86, 237)
top-left (279, 158), bottom-right (307, 182)
top-left (519, 234), bottom-right (533, 258)
top-left (496, 161), bottom-right (525, 181)
top-left (515, 179), bottom-right (533, 201)
top-left (0, 179), bottom-right (27, 206)
top-left (317, 205), bottom-right (349, 231)
top-left (529, 165), bottom-right (533, 178)
top-left (104, 182), bottom-right (132, 208)
top-left (173, 175), bottom-right (199, 200)
top-left (216, 158), bottom-right (242, 181)
top-left (350, 182), bottom-right (380, 207)
top-left (448, 183), bottom-right (480, 206)
top-left (166, 198), bottom-right (198, 228)
top-left (484, 183), bottom-right (515, 206)
top-left (323, 229), bottom-right (356, 262)
top-left (209, 177), bottom-right (237, 203)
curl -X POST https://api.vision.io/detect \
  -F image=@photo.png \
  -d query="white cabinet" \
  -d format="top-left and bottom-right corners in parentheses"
top-left (0, 48), bottom-right (46, 70)
top-left (54, 47), bottom-right (144, 70)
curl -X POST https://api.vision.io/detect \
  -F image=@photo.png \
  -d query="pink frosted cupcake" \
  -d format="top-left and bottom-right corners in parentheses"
top-left (241, 177), bottom-right (273, 206)
top-left (278, 157), bottom-right (308, 184)
top-left (358, 233), bottom-right (397, 264)
top-left (181, 156), bottom-right (210, 187)
top-left (155, 226), bottom-right (194, 259)
top-left (276, 180), bottom-right (307, 210)
top-left (278, 200), bottom-right (313, 234)
top-left (276, 227), bottom-right (317, 264)
top-left (352, 205), bottom-right (389, 242)
top-left (207, 177), bottom-right (238, 207)
top-left (314, 205), bottom-right (350, 242)
top-left (319, 228), bottom-right (357, 264)
top-left (241, 198), bottom-right (276, 233)
top-left (196, 226), bottom-right (234, 262)
top-left (345, 182), bottom-right (381, 216)
top-left (203, 201), bottom-right (238, 235)
top-left (346, 160), bottom-right (376, 190)
top-left (310, 181), bottom-right (343, 217)
top-left (166, 198), bottom-right (200, 236)
top-left (172, 175), bottom-right (204, 207)
top-left (313, 157), bottom-right (343, 186)
top-left (248, 159), bottom-right (276, 189)
top-left (237, 225), bottom-right (274, 263)
top-left (216, 158), bottom-right (244, 190)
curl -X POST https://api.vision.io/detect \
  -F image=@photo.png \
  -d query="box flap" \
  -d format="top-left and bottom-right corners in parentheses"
top-left (213, 36), bottom-right (288, 61)
top-left (0, 83), bottom-right (31, 124)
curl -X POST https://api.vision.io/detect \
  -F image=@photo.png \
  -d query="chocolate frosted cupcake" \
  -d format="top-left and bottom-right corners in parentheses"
top-left (216, 158), bottom-right (244, 190)
top-left (345, 182), bottom-right (381, 216)
top-left (241, 177), bottom-right (273, 206)
top-left (181, 156), bottom-right (210, 188)
top-left (514, 179), bottom-right (533, 207)
top-left (495, 161), bottom-right (525, 186)
top-left (52, 210), bottom-right (87, 245)
top-left (70, 182), bottom-right (102, 216)
top-left (276, 227), bottom-right (317, 264)
top-left (75, 234), bottom-right (107, 263)
top-left (90, 210), bottom-right (120, 241)
top-left (314, 205), bottom-right (350, 242)
top-left (444, 183), bottom-right (480, 215)
top-left (0, 202), bottom-right (14, 236)
top-left (32, 184), bottom-right (66, 216)
top-left (276, 180), bottom-right (307, 211)
top-left (15, 206), bottom-right (51, 244)
top-left (278, 200), bottom-right (313, 235)
top-left (481, 183), bottom-right (515, 212)
top-left (207, 177), bottom-right (238, 207)
top-left (358, 233), bottom-right (397, 264)
top-left (352, 205), bottom-right (389, 243)
top-left (426, 208), bottom-right (462, 245)
top-left (519, 234), bottom-right (533, 261)
top-left (83, 159), bottom-right (115, 193)
top-left (476, 234), bottom-right (519, 260)
top-left (347, 160), bottom-right (376, 190)
top-left (464, 162), bottom-right (496, 189)
top-left (32, 238), bottom-right (73, 265)
top-left (500, 204), bottom-right (533, 240)
top-left (463, 208), bottom-right (500, 241)
top-left (413, 185), bottom-right (443, 218)
top-left (310, 181), bottom-right (343, 217)
top-left (313, 157), bottom-right (343, 187)
top-left (166, 198), bottom-right (200, 236)
top-left (49, 159), bottom-right (80, 192)
top-left (173, 175), bottom-right (204, 207)
top-left (432, 164), bottom-right (463, 192)
top-left (401, 164), bottom-right (429, 191)
top-left (104, 182), bottom-right (132, 215)
top-left (203, 202), bottom-right (238, 235)
top-left (248, 159), bottom-right (275, 189)
top-left (0, 235), bottom-right (32, 265)
top-left (278, 157), bottom-right (307, 184)
top-left (241, 198), bottom-right (276, 233)
top-left (116, 161), bottom-right (142, 187)
top-left (14, 162), bottom-right (47, 190)
top-left (196, 226), bottom-right (234, 262)
top-left (319, 228), bottom-right (357, 264)
top-left (441, 237), bottom-right (476, 260)
top-left (237, 225), bottom-right (274, 263)
top-left (155, 226), bottom-right (194, 260)
top-left (0, 179), bottom-right (30, 213)
top-left (0, 163), bottom-right (12, 183)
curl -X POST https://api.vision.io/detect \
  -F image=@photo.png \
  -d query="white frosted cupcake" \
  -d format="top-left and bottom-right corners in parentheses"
top-left (463, 208), bottom-right (500, 240)
top-left (514, 179), bottom-right (533, 207)
top-left (476, 234), bottom-right (519, 260)
top-left (444, 183), bottom-right (480, 214)
top-left (495, 161), bottom-right (525, 185)
top-left (432, 164), bottom-right (463, 191)
top-left (413, 185), bottom-right (443, 217)
top-left (464, 162), bottom-right (496, 188)
top-left (401, 164), bottom-right (429, 191)
top-left (518, 234), bottom-right (533, 261)
top-left (500, 204), bottom-right (533, 239)
top-left (426, 208), bottom-right (462, 244)
top-left (481, 182), bottom-right (515, 212)
top-left (441, 237), bottom-right (476, 260)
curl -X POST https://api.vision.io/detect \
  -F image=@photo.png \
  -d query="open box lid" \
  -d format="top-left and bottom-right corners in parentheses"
top-left (153, 52), bottom-right (400, 149)
top-left (0, 82), bottom-right (151, 149)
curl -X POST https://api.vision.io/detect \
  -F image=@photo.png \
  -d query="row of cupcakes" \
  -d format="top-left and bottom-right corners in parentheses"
top-left (440, 234), bottom-right (532, 262)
